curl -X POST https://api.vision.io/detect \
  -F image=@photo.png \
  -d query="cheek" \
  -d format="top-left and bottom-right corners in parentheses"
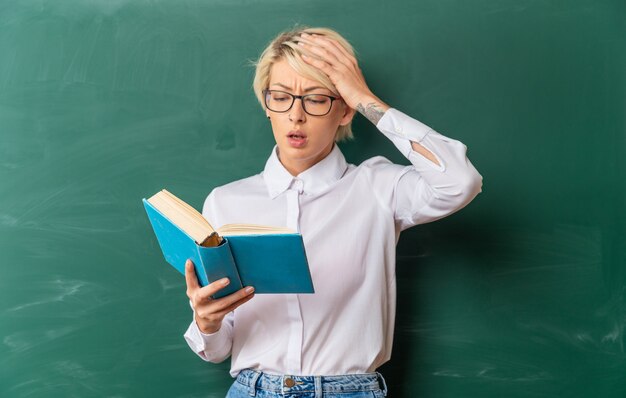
top-left (317, 124), bottom-right (339, 144)
top-left (269, 118), bottom-right (284, 135)
top-left (330, 106), bottom-right (347, 127)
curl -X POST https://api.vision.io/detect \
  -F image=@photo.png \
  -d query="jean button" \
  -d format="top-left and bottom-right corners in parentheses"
top-left (284, 377), bottom-right (295, 387)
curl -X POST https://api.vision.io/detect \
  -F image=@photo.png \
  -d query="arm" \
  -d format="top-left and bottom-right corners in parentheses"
top-left (182, 258), bottom-right (255, 363)
top-left (355, 96), bottom-right (441, 166)
top-left (184, 301), bottom-right (234, 363)
top-left (298, 34), bottom-right (482, 228)
top-left (363, 100), bottom-right (483, 230)
top-left (298, 33), bottom-right (443, 166)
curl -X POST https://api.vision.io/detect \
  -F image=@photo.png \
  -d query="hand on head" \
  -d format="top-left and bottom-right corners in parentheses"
top-left (296, 33), bottom-right (374, 110)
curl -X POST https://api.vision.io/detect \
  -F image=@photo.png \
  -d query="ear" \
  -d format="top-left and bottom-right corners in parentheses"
top-left (338, 101), bottom-right (356, 126)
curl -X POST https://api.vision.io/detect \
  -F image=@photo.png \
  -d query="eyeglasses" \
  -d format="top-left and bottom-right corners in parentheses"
top-left (263, 89), bottom-right (341, 116)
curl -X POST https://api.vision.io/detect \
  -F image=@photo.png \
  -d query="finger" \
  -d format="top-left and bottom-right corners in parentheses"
top-left (195, 277), bottom-right (232, 301)
top-left (184, 259), bottom-right (200, 294)
top-left (215, 289), bottom-right (256, 316)
top-left (306, 34), bottom-right (355, 67)
top-left (312, 36), bottom-right (365, 83)
top-left (297, 38), bottom-right (338, 65)
top-left (298, 35), bottom-right (347, 66)
top-left (322, 36), bottom-right (359, 69)
top-left (195, 286), bottom-right (254, 320)
top-left (315, 35), bottom-right (356, 62)
top-left (207, 286), bottom-right (255, 312)
top-left (298, 36), bottom-right (349, 70)
top-left (296, 42), bottom-right (335, 72)
top-left (300, 53), bottom-right (336, 78)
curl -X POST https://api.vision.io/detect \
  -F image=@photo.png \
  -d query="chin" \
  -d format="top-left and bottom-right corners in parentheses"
top-left (280, 143), bottom-right (310, 157)
top-left (277, 137), bottom-right (333, 162)
top-left (280, 142), bottom-right (318, 158)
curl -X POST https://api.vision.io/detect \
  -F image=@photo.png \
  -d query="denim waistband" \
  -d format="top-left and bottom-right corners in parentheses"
top-left (235, 368), bottom-right (388, 397)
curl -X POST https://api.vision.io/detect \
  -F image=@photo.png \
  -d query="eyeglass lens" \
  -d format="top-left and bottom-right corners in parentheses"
top-left (265, 90), bottom-right (333, 116)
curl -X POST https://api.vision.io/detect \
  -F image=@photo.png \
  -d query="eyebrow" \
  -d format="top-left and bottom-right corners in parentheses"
top-left (270, 83), bottom-right (328, 93)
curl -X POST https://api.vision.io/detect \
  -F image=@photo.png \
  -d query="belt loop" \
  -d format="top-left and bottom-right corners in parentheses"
top-left (248, 370), bottom-right (262, 397)
top-left (376, 371), bottom-right (388, 397)
top-left (314, 375), bottom-right (323, 398)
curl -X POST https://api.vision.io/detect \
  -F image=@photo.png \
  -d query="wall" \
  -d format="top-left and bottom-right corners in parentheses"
top-left (0, 0), bottom-right (624, 396)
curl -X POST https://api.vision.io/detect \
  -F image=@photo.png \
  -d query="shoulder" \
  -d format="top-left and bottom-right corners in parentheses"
top-left (349, 156), bottom-right (414, 209)
top-left (212, 174), bottom-right (265, 197)
top-left (359, 155), bottom-right (395, 168)
top-left (354, 156), bottom-right (412, 179)
top-left (202, 174), bottom-right (265, 214)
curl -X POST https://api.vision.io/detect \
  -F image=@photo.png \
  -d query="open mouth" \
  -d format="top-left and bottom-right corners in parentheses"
top-left (287, 132), bottom-right (307, 147)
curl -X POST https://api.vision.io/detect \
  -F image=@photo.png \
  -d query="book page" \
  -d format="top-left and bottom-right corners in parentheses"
top-left (148, 190), bottom-right (220, 246)
top-left (217, 223), bottom-right (296, 236)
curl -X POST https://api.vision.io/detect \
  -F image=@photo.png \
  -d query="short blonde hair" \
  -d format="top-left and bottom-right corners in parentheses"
top-left (251, 25), bottom-right (357, 141)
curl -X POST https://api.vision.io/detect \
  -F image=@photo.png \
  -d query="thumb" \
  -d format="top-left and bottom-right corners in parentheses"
top-left (184, 259), bottom-right (200, 292)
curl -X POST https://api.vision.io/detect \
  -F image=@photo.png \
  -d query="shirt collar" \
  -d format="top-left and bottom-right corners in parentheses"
top-left (262, 144), bottom-right (348, 199)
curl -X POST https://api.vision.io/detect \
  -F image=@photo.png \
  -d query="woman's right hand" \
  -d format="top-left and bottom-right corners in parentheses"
top-left (184, 259), bottom-right (255, 334)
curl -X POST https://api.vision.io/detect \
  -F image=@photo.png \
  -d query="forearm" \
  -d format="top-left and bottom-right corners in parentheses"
top-left (183, 301), bottom-right (234, 363)
top-left (356, 95), bottom-right (440, 166)
top-left (373, 107), bottom-right (482, 229)
top-left (355, 94), bottom-right (389, 125)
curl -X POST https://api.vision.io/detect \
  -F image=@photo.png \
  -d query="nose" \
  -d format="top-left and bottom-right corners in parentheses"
top-left (289, 97), bottom-right (306, 122)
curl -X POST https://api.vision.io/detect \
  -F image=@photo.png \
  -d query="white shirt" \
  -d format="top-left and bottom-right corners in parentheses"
top-left (184, 108), bottom-right (483, 378)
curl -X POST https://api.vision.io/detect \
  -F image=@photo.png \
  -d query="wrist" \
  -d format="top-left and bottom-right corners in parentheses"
top-left (356, 95), bottom-right (390, 126)
top-left (355, 93), bottom-right (390, 113)
top-left (196, 316), bottom-right (221, 335)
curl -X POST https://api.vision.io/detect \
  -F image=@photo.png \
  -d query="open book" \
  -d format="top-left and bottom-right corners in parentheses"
top-left (143, 189), bottom-right (314, 298)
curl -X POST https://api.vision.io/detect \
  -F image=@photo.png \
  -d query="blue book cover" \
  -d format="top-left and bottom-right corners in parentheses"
top-left (142, 198), bottom-right (314, 298)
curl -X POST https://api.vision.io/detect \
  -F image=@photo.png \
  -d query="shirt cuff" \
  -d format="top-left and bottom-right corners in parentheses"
top-left (376, 108), bottom-right (444, 170)
top-left (376, 108), bottom-right (433, 149)
top-left (183, 299), bottom-right (231, 359)
top-left (183, 318), bottom-right (231, 358)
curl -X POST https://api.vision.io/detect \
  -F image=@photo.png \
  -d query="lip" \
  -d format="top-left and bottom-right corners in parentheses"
top-left (288, 130), bottom-right (307, 138)
top-left (287, 130), bottom-right (307, 148)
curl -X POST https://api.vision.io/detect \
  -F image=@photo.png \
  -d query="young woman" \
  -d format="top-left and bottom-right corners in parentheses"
top-left (183, 26), bottom-right (483, 398)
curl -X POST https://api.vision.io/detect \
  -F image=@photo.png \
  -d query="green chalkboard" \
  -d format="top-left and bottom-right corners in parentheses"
top-left (1, 0), bottom-right (624, 397)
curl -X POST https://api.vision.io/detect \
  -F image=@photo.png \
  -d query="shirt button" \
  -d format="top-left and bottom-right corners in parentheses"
top-left (284, 377), bottom-right (295, 387)
top-left (293, 179), bottom-right (303, 193)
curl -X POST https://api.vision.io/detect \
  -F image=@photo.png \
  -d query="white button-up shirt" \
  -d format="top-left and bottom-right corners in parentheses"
top-left (184, 108), bottom-right (483, 377)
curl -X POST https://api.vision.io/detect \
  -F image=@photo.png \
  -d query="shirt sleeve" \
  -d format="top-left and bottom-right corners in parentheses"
top-left (183, 299), bottom-right (234, 363)
top-left (182, 189), bottom-right (233, 362)
top-left (375, 108), bottom-right (483, 231)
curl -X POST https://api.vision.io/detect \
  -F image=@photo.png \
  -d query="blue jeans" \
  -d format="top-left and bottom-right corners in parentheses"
top-left (225, 368), bottom-right (388, 398)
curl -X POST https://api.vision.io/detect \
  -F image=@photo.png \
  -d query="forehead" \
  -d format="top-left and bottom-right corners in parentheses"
top-left (269, 59), bottom-right (318, 86)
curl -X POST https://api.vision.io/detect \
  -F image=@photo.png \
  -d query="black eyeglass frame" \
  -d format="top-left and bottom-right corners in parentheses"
top-left (262, 89), bottom-right (342, 116)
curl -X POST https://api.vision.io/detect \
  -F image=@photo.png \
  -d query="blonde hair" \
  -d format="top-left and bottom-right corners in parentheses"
top-left (251, 25), bottom-right (357, 141)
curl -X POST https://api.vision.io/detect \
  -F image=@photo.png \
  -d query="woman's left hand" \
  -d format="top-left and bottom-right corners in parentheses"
top-left (297, 33), bottom-right (382, 111)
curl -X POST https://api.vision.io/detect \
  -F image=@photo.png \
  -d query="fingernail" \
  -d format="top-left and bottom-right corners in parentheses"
top-left (245, 286), bottom-right (255, 293)
top-left (185, 259), bottom-right (191, 267)
top-left (221, 278), bottom-right (230, 285)
top-left (301, 32), bottom-right (309, 37)
top-left (297, 41), bottom-right (305, 46)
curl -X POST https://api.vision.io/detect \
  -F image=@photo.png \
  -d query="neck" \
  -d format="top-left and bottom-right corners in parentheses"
top-left (278, 143), bottom-right (334, 176)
